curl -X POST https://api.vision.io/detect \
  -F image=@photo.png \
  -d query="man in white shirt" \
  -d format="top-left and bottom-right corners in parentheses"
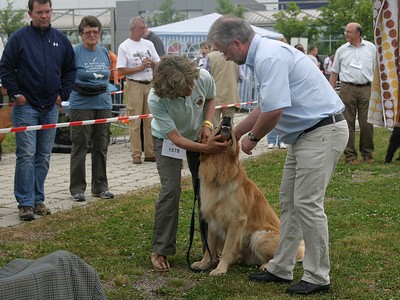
top-left (208, 15), bottom-right (349, 296)
top-left (329, 22), bottom-right (376, 165)
top-left (323, 53), bottom-right (334, 80)
top-left (117, 16), bottom-right (160, 164)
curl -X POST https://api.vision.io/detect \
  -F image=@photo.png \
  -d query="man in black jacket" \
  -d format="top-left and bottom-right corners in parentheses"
top-left (0, 0), bottom-right (76, 221)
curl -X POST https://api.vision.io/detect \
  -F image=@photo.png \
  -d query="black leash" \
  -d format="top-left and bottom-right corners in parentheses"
top-left (186, 176), bottom-right (212, 272)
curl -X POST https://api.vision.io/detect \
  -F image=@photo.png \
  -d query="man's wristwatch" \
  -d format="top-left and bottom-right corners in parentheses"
top-left (11, 94), bottom-right (22, 101)
top-left (248, 131), bottom-right (261, 142)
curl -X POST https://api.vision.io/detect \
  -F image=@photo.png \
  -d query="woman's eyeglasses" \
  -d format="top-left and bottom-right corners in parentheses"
top-left (83, 30), bottom-right (100, 36)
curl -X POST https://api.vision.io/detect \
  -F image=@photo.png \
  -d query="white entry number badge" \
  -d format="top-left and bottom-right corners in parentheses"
top-left (162, 139), bottom-right (186, 160)
top-left (350, 57), bottom-right (362, 69)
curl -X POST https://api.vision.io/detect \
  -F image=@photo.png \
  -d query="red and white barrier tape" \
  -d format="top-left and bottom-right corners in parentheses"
top-left (110, 90), bottom-right (124, 95)
top-left (0, 101), bottom-right (257, 134)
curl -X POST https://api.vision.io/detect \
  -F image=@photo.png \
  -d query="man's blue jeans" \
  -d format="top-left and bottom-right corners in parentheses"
top-left (12, 103), bottom-right (58, 208)
top-left (267, 128), bottom-right (283, 145)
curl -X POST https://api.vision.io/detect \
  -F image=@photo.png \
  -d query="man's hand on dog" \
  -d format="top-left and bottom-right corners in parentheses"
top-left (241, 135), bottom-right (257, 155)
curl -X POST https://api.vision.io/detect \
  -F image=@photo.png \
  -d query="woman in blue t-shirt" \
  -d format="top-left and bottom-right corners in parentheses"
top-left (69, 16), bottom-right (114, 202)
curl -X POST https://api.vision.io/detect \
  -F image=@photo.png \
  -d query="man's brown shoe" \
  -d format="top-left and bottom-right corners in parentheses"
top-left (33, 203), bottom-right (51, 216)
top-left (151, 253), bottom-right (170, 272)
top-left (19, 206), bottom-right (35, 221)
top-left (363, 156), bottom-right (374, 164)
top-left (132, 156), bottom-right (142, 164)
top-left (144, 156), bottom-right (156, 162)
top-left (347, 158), bottom-right (359, 165)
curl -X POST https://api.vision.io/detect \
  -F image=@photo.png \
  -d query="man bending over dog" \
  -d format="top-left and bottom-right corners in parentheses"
top-left (148, 55), bottom-right (230, 272)
top-left (208, 16), bottom-right (349, 295)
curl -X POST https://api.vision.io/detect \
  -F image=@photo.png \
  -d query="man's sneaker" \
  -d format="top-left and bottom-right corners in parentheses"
top-left (267, 143), bottom-right (275, 149)
top-left (33, 203), bottom-right (51, 216)
top-left (92, 191), bottom-right (114, 199)
top-left (73, 194), bottom-right (86, 202)
top-left (279, 142), bottom-right (287, 149)
top-left (18, 206), bottom-right (35, 221)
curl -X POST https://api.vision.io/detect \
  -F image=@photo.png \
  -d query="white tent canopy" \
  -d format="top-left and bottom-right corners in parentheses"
top-left (150, 13), bottom-right (283, 39)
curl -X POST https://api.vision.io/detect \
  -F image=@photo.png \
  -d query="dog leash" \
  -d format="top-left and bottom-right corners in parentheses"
top-left (186, 176), bottom-right (212, 272)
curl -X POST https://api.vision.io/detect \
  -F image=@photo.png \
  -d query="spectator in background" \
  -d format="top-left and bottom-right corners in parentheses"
top-left (117, 16), bottom-right (160, 164)
top-left (195, 41), bottom-right (211, 67)
top-left (106, 46), bottom-right (122, 112)
top-left (142, 17), bottom-right (166, 150)
top-left (69, 16), bottom-right (115, 202)
top-left (143, 19), bottom-right (166, 57)
top-left (0, 37), bottom-right (8, 161)
top-left (323, 53), bottom-right (334, 80)
top-left (307, 46), bottom-right (319, 67)
top-left (267, 129), bottom-right (286, 149)
top-left (329, 22), bottom-right (376, 165)
top-left (316, 54), bottom-right (324, 73)
top-left (0, 0), bottom-right (76, 221)
top-left (294, 44), bottom-right (305, 53)
top-left (384, 126), bottom-right (400, 164)
top-left (202, 45), bottom-right (244, 125)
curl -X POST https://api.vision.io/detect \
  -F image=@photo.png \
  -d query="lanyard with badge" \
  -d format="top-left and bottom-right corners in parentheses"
top-left (350, 48), bottom-right (362, 69)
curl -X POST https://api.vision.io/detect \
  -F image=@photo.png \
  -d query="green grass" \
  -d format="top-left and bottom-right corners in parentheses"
top-left (0, 127), bottom-right (399, 299)
top-left (1, 132), bottom-right (15, 154)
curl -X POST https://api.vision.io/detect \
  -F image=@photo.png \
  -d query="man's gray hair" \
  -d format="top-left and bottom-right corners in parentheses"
top-left (129, 16), bottom-right (146, 30)
top-left (207, 16), bottom-right (254, 47)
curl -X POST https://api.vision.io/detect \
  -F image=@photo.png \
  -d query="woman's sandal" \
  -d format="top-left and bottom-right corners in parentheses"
top-left (151, 253), bottom-right (170, 272)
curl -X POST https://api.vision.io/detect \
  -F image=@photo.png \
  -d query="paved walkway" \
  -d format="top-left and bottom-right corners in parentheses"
top-left (0, 113), bottom-right (273, 227)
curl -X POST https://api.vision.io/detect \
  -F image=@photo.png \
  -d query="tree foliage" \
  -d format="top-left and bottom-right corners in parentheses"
top-left (0, 0), bottom-right (27, 38)
top-left (273, 2), bottom-right (318, 44)
top-left (216, 0), bottom-right (245, 18)
top-left (150, 0), bottom-right (186, 27)
top-left (318, 0), bottom-right (374, 50)
top-left (273, 0), bottom-right (374, 53)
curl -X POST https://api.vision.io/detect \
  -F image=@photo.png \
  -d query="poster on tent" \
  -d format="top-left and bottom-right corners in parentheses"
top-left (368, 0), bottom-right (399, 129)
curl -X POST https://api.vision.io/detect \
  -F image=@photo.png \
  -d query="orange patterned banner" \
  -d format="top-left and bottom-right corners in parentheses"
top-left (368, 0), bottom-right (399, 128)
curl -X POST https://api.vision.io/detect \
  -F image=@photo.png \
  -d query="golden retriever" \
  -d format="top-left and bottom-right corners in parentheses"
top-left (191, 116), bottom-right (304, 276)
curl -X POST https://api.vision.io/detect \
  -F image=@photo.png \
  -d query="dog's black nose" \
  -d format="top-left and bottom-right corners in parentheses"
top-left (221, 116), bottom-right (231, 127)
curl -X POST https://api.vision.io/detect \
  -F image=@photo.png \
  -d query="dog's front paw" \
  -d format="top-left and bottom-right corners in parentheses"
top-left (260, 262), bottom-right (268, 271)
top-left (191, 261), bottom-right (210, 271)
top-left (209, 268), bottom-right (227, 276)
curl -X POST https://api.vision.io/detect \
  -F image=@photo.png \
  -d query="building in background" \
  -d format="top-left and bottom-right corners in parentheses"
top-left (1, 0), bottom-right (328, 52)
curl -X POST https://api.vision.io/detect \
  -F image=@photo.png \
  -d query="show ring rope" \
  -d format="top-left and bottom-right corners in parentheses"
top-left (0, 101), bottom-right (257, 134)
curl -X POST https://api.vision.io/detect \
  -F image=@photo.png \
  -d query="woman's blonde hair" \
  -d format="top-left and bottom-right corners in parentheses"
top-left (152, 55), bottom-right (200, 99)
